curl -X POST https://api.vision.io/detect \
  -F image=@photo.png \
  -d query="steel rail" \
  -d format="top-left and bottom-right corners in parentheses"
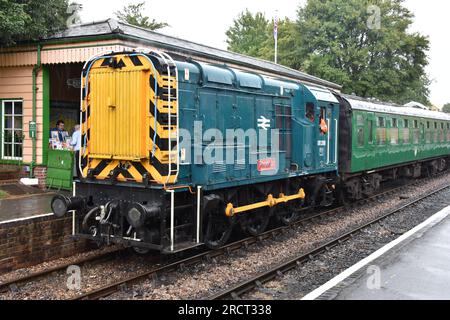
top-left (208, 183), bottom-right (450, 300)
top-left (0, 248), bottom-right (122, 293)
top-left (69, 176), bottom-right (435, 300)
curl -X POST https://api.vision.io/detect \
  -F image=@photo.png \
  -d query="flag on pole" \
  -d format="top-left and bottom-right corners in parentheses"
top-left (273, 14), bottom-right (278, 40)
top-left (274, 11), bottom-right (278, 64)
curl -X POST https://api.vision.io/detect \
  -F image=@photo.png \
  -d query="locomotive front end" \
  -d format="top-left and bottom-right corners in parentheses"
top-left (51, 50), bottom-right (183, 253)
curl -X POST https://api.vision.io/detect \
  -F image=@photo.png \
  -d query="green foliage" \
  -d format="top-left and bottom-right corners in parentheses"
top-left (225, 9), bottom-right (269, 58)
top-left (443, 103), bottom-right (450, 113)
top-left (260, 19), bottom-right (301, 68)
top-left (225, 1), bottom-right (431, 105)
top-left (0, 0), bottom-right (70, 46)
top-left (296, 0), bottom-right (430, 105)
top-left (115, 2), bottom-right (168, 31)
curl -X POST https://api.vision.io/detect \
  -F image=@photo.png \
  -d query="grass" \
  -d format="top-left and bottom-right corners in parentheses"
top-left (0, 190), bottom-right (8, 199)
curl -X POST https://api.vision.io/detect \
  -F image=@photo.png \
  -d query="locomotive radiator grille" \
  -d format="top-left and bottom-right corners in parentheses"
top-left (80, 52), bottom-right (179, 185)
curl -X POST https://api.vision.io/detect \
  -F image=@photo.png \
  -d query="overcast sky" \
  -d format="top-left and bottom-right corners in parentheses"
top-left (76, 0), bottom-right (449, 107)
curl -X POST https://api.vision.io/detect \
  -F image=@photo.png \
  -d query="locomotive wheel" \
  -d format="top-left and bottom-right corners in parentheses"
top-left (133, 247), bottom-right (150, 255)
top-left (204, 202), bottom-right (233, 249)
top-left (314, 183), bottom-right (335, 207)
top-left (275, 207), bottom-right (298, 226)
top-left (245, 207), bottom-right (272, 236)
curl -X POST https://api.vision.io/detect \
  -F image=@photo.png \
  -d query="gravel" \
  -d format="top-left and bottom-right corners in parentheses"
top-left (244, 193), bottom-right (450, 300)
top-left (109, 174), bottom-right (450, 300)
top-left (1, 173), bottom-right (449, 300)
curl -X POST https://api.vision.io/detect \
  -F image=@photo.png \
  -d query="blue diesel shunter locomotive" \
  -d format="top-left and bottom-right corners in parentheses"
top-left (50, 50), bottom-right (341, 253)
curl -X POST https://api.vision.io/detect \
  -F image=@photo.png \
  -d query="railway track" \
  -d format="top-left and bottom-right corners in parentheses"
top-left (0, 248), bottom-right (122, 294)
top-left (207, 183), bottom-right (450, 300)
top-left (70, 175), bottom-right (439, 300)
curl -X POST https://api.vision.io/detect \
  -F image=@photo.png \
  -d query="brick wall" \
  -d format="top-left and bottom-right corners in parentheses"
top-left (0, 164), bottom-right (25, 181)
top-left (0, 214), bottom-right (91, 274)
top-left (34, 166), bottom-right (47, 189)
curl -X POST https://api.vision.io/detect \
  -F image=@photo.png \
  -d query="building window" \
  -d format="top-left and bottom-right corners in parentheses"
top-left (378, 117), bottom-right (385, 127)
top-left (1, 100), bottom-right (23, 160)
top-left (392, 118), bottom-right (398, 128)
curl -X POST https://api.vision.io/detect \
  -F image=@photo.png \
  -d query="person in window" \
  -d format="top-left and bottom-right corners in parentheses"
top-left (70, 125), bottom-right (82, 178)
top-left (306, 107), bottom-right (315, 123)
top-left (320, 117), bottom-right (329, 134)
top-left (319, 109), bottom-right (328, 134)
top-left (50, 120), bottom-right (65, 142)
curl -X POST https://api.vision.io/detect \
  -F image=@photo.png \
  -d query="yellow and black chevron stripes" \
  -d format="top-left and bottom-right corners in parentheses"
top-left (80, 52), bottom-right (179, 185)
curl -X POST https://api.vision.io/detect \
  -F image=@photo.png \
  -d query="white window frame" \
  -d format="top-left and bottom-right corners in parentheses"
top-left (1, 100), bottom-right (23, 161)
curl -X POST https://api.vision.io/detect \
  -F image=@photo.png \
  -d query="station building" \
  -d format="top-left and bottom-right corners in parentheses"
top-left (0, 19), bottom-right (339, 188)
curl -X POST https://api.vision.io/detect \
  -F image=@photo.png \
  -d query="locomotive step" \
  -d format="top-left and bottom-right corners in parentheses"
top-left (161, 241), bottom-right (203, 254)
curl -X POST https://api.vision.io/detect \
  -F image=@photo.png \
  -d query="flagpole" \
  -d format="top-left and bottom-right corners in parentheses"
top-left (274, 10), bottom-right (278, 64)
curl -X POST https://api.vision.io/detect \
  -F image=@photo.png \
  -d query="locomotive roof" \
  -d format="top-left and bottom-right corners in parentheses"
top-left (343, 95), bottom-right (450, 121)
top-left (304, 85), bottom-right (339, 104)
top-left (45, 19), bottom-right (341, 90)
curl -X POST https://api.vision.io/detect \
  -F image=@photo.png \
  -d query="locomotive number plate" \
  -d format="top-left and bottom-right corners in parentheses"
top-left (257, 158), bottom-right (277, 172)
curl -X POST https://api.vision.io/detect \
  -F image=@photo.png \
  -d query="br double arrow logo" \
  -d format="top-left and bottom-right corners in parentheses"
top-left (257, 116), bottom-right (271, 131)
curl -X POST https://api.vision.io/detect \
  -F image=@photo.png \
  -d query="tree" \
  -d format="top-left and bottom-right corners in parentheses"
top-left (225, 10), bottom-right (269, 58)
top-left (443, 103), bottom-right (450, 113)
top-left (259, 18), bottom-right (301, 68)
top-left (296, 0), bottom-right (431, 105)
top-left (0, 0), bottom-right (70, 46)
top-left (115, 2), bottom-right (168, 31)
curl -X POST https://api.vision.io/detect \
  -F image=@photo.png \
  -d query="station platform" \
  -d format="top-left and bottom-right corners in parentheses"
top-left (303, 206), bottom-right (450, 300)
top-left (0, 183), bottom-right (61, 223)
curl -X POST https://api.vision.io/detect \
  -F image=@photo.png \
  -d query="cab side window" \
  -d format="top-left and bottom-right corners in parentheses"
top-left (306, 103), bottom-right (315, 123)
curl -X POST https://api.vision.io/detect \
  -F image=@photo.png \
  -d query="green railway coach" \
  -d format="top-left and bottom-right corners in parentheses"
top-left (337, 94), bottom-right (450, 200)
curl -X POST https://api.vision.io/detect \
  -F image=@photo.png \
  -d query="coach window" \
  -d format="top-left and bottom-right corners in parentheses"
top-left (368, 120), bottom-right (374, 144)
top-left (433, 122), bottom-right (438, 142)
top-left (426, 122), bottom-right (431, 143)
top-left (392, 118), bottom-right (398, 128)
top-left (402, 119), bottom-right (410, 144)
top-left (376, 116), bottom-right (386, 145)
top-left (1, 100), bottom-right (23, 160)
top-left (447, 123), bottom-right (450, 141)
top-left (356, 114), bottom-right (364, 147)
top-left (390, 118), bottom-right (399, 145)
top-left (412, 119), bottom-right (419, 144)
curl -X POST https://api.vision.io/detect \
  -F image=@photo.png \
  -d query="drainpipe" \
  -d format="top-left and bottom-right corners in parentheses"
top-left (30, 43), bottom-right (42, 178)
